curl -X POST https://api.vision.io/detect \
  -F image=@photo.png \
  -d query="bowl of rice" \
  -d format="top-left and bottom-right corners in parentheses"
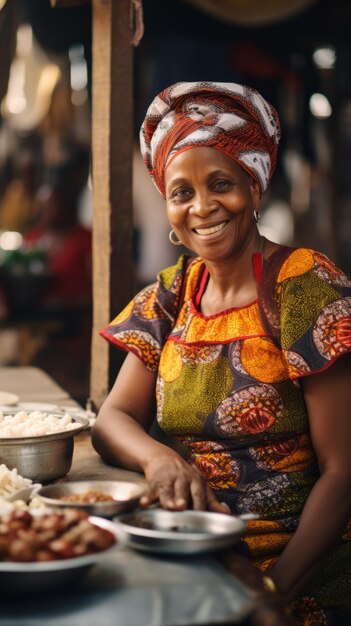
top-left (0, 410), bottom-right (89, 483)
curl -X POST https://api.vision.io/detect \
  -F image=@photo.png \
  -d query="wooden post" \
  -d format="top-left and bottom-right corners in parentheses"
top-left (50, 1), bottom-right (89, 6)
top-left (90, 0), bottom-right (134, 408)
top-left (0, 0), bottom-right (18, 107)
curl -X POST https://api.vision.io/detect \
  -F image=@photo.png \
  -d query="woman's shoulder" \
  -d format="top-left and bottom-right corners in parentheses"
top-left (265, 244), bottom-right (350, 286)
top-left (155, 253), bottom-right (203, 319)
top-left (157, 254), bottom-right (202, 290)
top-left (259, 244), bottom-right (351, 373)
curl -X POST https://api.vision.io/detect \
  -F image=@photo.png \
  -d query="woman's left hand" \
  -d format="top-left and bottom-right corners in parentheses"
top-left (221, 552), bottom-right (293, 626)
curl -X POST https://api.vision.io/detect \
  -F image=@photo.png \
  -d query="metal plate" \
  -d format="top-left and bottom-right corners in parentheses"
top-left (37, 480), bottom-right (146, 518)
top-left (0, 516), bottom-right (124, 593)
top-left (114, 509), bottom-right (247, 555)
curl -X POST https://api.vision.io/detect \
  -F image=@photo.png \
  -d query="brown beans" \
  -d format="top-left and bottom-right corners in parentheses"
top-left (59, 490), bottom-right (115, 504)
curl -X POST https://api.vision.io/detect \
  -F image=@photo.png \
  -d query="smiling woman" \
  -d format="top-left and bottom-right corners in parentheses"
top-left (92, 81), bottom-right (351, 626)
top-left (164, 148), bottom-right (261, 277)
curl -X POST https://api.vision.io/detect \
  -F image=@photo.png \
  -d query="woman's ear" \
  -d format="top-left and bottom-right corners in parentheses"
top-left (250, 178), bottom-right (261, 208)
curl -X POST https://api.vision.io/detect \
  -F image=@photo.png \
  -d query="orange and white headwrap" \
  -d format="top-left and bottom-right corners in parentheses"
top-left (140, 81), bottom-right (281, 197)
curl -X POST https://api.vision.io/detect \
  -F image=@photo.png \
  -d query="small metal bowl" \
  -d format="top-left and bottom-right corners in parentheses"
top-left (0, 412), bottom-right (89, 483)
top-left (114, 509), bottom-right (247, 555)
top-left (36, 480), bottom-right (146, 518)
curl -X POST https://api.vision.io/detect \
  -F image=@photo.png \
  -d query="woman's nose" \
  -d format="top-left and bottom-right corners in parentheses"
top-left (190, 191), bottom-right (217, 216)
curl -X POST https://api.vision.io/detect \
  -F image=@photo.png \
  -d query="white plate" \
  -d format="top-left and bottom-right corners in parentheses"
top-left (16, 404), bottom-right (86, 414)
top-left (0, 402), bottom-right (57, 412)
top-left (0, 392), bottom-right (19, 406)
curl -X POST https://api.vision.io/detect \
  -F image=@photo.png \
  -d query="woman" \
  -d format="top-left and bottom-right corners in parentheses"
top-left (22, 168), bottom-right (92, 399)
top-left (24, 171), bottom-right (92, 307)
top-left (92, 82), bottom-right (351, 625)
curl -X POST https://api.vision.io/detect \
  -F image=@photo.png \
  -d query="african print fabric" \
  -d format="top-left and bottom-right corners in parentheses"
top-left (101, 247), bottom-right (351, 625)
top-left (140, 81), bottom-right (280, 197)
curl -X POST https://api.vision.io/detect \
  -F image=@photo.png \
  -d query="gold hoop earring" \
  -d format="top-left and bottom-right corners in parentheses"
top-left (169, 230), bottom-right (182, 246)
top-left (253, 210), bottom-right (260, 223)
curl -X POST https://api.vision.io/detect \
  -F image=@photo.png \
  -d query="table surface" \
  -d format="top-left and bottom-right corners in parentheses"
top-left (0, 366), bottom-right (275, 626)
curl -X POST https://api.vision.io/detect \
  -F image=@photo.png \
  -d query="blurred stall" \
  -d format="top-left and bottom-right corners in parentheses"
top-left (0, 0), bottom-right (351, 406)
top-left (0, 0), bottom-right (92, 402)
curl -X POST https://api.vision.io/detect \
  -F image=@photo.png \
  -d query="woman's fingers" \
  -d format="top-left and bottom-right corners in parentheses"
top-left (142, 456), bottom-right (227, 512)
top-left (141, 477), bottom-right (231, 514)
top-left (189, 475), bottom-right (208, 511)
top-left (141, 477), bottom-right (186, 509)
top-left (156, 475), bottom-right (192, 509)
top-left (206, 486), bottom-right (232, 514)
top-left (139, 485), bottom-right (159, 507)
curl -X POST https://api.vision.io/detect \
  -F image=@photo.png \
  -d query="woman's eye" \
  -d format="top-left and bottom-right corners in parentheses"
top-left (213, 180), bottom-right (232, 191)
top-left (171, 188), bottom-right (192, 201)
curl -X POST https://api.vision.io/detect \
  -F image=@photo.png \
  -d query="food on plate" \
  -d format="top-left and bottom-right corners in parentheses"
top-left (59, 490), bottom-right (115, 504)
top-left (0, 410), bottom-right (77, 437)
top-left (0, 464), bottom-right (32, 497)
top-left (0, 509), bottom-right (116, 562)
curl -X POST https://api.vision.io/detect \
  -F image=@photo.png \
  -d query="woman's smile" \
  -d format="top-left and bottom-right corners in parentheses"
top-left (192, 220), bottom-right (229, 236)
top-left (165, 146), bottom-right (260, 261)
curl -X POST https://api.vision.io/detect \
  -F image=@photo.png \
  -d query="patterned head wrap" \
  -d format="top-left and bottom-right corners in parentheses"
top-left (140, 81), bottom-right (281, 197)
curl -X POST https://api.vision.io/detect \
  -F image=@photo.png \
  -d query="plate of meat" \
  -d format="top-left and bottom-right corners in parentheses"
top-left (0, 508), bottom-right (124, 592)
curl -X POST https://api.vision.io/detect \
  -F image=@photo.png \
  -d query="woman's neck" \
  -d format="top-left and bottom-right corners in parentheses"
top-left (199, 235), bottom-right (266, 314)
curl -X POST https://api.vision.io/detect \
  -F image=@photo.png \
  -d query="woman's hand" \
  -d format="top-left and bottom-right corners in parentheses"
top-left (221, 552), bottom-right (293, 626)
top-left (140, 453), bottom-right (230, 513)
top-left (92, 352), bottom-right (230, 514)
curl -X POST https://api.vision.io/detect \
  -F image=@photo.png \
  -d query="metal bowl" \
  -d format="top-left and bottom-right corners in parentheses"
top-left (0, 412), bottom-right (89, 483)
top-left (114, 509), bottom-right (247, 555)
top-left (0, 516), bottom-right (124, 593)
top-left (36, 480), bottom-right (146, 518)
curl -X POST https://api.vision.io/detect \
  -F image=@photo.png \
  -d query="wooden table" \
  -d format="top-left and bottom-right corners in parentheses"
top-left (0, 365), bottom-right (78, 403)
top-left (0, 365), bottom-right (145, 485)
top-left (0, 366), bottom-right (289, 626)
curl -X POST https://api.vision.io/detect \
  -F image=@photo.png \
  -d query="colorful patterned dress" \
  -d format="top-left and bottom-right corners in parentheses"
top-left (101, 246), bottom-right (351, 625)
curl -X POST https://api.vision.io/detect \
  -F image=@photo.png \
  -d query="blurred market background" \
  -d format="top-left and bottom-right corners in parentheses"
top-left (0, 0), bottom-right (350, 403)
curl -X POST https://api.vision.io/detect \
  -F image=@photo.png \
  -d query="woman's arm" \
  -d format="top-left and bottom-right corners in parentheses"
top-left (269, 352), bottom-right (351, 600)
top-left (91, 352), bottom-right (228, 513)
top-left (91, 352), bottom-right (160, 469)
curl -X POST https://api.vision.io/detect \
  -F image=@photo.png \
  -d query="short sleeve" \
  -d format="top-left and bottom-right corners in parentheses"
top-left (100, 254), bottom-right (191, 372)
top-left (273, 248), bottom-right (351, 379)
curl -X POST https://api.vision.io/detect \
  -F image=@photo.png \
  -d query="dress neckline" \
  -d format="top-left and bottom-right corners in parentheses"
top-left (193, 252), bottom-right (263, 315)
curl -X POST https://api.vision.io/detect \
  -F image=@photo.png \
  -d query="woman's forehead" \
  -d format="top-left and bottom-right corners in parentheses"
top-left (165, 146), bottom-right (248, 182)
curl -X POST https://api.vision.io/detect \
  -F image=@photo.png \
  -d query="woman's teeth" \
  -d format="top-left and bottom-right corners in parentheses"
top-left (194, 222), bottom-right (227, 235)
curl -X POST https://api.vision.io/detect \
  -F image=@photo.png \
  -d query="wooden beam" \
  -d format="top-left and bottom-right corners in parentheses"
top-left (90, 0), bottom-right (134, 408)
top-left (0, 0), bottom-right (18, 107)
top-left (50, 1), bottom-right (89, 7)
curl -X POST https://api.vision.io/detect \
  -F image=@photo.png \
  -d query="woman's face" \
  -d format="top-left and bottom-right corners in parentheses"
top-left (164, 146), bottom-right (260, 263)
